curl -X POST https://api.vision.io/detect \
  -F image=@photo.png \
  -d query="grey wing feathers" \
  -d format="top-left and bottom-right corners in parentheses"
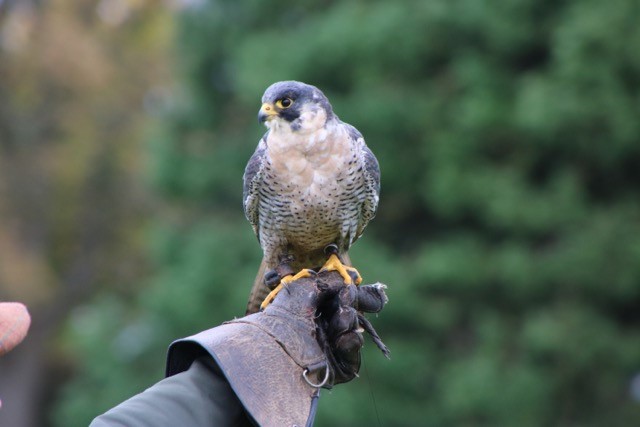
top-left (363, 145), bottom-right (381, 195)
top-left (358, 144), bottom-right (380, 237)
top-left (243, 137), bottom-right (267, 237)
top-left (343, 123), bottom-right (381, 239)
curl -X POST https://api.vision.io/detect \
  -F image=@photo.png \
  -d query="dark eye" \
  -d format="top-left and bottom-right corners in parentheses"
top-left (276, 98), bottom-right (293, 109)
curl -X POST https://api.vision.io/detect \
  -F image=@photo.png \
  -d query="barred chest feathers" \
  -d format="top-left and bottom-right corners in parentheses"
top-left (260, 120), bottom-right (364, 248)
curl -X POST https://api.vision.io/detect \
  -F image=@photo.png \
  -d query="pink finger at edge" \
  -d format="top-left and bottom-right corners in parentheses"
top-left (0, 302), bottom-right (31, 356)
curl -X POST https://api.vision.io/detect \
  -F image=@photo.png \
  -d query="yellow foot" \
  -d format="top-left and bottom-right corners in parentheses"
top-left (260, 269), bottom-right (313, 310)
top-left (319, 254), bottom-right (362, 285)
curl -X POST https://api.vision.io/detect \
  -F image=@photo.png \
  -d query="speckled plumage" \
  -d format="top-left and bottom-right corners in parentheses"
top-left (244, 81), bottom-right (380, 313)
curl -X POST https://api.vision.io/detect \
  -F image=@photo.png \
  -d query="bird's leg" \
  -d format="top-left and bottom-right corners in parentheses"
top-left (319, 244), bottom-right (363, 285)
top-left (260, 268), bottom-right (315, 310)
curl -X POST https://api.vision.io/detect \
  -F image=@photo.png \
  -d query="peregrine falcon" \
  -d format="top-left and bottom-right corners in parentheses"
top-left (244, 81), bottom-right (380, 314)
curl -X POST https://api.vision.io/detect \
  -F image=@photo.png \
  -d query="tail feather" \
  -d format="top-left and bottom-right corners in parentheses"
top-left (245, 258), bottom-right (269, 315)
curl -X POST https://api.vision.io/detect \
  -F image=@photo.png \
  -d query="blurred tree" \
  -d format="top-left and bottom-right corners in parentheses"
top-left (0, 1), bottom-right (171, 426)
top-left (53, 0), bottom-right (640, 426)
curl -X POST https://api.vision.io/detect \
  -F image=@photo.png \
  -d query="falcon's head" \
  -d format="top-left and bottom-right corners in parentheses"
top-left (258, 81), bottom-right (334, 133)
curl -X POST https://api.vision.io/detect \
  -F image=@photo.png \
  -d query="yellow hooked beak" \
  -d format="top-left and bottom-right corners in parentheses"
top-left (258, 103), bottom-right (278, 123)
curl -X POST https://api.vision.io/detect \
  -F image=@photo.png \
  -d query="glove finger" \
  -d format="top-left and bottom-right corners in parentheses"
top-left (356, 283), bottom-right (388, 313)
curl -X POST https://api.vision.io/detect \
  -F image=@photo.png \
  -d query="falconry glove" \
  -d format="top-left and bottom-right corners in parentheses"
top-left (166, 270), bottom-right (388, 427)
top-left (315, 273), bottom-right (390, 385)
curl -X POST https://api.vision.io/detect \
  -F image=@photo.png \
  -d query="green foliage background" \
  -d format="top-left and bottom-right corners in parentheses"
top-left (54, 0), bottom-right (640, 425)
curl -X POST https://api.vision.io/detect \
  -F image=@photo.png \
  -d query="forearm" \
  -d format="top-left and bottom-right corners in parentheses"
top-left (90, 357), bottom-right (253, 427)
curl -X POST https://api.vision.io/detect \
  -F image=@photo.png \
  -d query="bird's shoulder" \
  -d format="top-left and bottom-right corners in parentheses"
top-left (340, 121), bottom-right (364, 144)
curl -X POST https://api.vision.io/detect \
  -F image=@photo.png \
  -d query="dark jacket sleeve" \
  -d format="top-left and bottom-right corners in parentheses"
top-left (90, 357), bottom-right (254, 427)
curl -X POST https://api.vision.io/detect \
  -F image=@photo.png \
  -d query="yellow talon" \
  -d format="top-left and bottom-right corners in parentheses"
top-left (319, 254), bottom-right (362, 285)
top-left (260, 269), bottom-right (313, 310)
top-left (260, 283), bottom-right (283, 310)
